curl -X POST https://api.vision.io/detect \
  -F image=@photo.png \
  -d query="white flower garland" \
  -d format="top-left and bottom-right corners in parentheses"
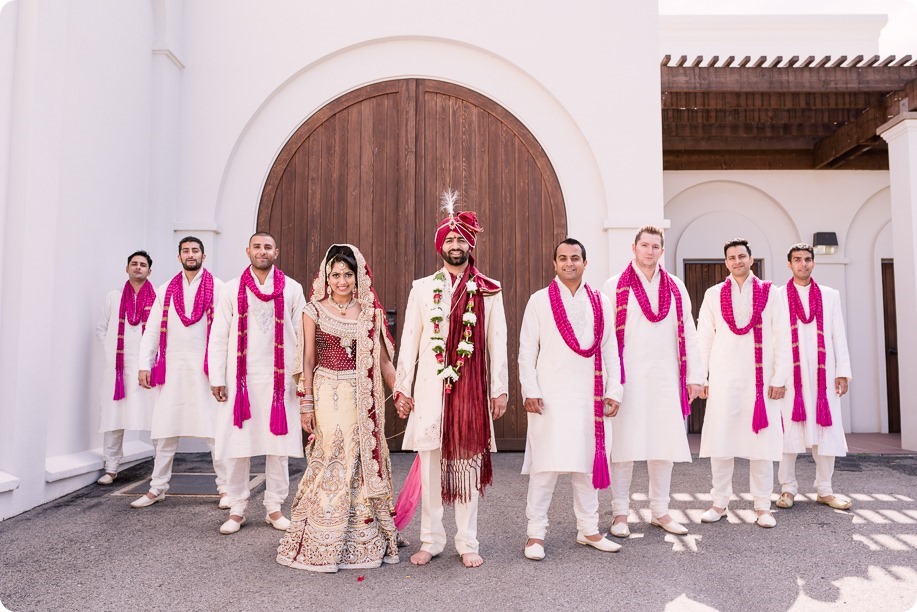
top-left (430, 270), bottom-right (478, 393)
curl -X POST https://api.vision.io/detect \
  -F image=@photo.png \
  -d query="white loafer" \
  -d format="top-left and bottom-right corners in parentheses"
top-left (524, 542), bottom-right (545, 561)
top-left (130, 491), bottom-right (165, 508)
top-left (756, 512), bottom-right (776, 528)
top-left (266, 514), bottom-right (291, 531)
top-left (576, 532), bottom-right (622, 552)
top-left (218, 495), bottom-right (231, 510)
top-left (609, 521), bottom-right (631, 538)
top-left (651, 518), bottom-right (689, 535)
top-left (700, 507), bottom-right (728, 523)
top-left (220, 517), bottom-right (245, 534)
top-left (96, 473), bottom-right (116, 485)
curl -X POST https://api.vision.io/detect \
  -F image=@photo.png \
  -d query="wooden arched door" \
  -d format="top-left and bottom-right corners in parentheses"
top-left (258, 79), bottom-right (567, 450)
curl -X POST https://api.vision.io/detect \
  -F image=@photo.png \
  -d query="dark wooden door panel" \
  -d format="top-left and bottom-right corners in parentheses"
top-left (258, 79), bottom-right (567, 450)
top-left (882, 260), bottom-right (900, 434)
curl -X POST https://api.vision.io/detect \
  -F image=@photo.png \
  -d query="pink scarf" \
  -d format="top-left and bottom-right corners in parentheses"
top-left (235, 267), bottom-right (288, 435)
top-left (786, 280), bottom-right (831, 426)
top-left (150, 270), bottom-right (215, 387)
top-left (548, 279), bottom-right (611, 489)
top-left (114, 280), bottom-right (156, 400)
top-left (720, 276), bottom-right (772, 433)
top-left (615, 264), bottom-right (690, 418)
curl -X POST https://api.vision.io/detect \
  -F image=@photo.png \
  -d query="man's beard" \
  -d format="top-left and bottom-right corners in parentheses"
top-left (441, 249), bottom-right (470, 266)
top-left (182, 260), bottom-right (203, 271)
top-left (250, 258), bottom-right (274, 270)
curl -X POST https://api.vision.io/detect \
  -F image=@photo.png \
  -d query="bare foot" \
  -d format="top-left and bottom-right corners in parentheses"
top-left (267, 511), bottom-right (283, 521)
top-left (410, 551), bottom-right (434, 565)
top-left (229, 513), bottom-right (244, 522)
top-left (583, 533), bottom-right (603, 543)
top-left (526, 538), bottom-right (544, 547)
top-left (655, 514), bottom-right (673, 525)
top-left (144, 491), bottom-right (158, 500)
top-left (612, 515), bottom-right (628, 525)
top-left (461, 552), bottom-right (484, 568)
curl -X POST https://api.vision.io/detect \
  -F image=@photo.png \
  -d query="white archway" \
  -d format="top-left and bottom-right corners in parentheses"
top-left (208, 36), bottom-right (606, 281)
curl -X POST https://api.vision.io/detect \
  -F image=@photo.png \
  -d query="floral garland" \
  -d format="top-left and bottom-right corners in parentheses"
top-left (720, 276), bottom-right (772, 433)
top-left (615, 264), bottom-right (690, 418)
top-left (150, 269), bottom-right (215, 387)
top-left (548, 279), bottom-right (611, 490)
top-left (114, 280), bottom-right (156, 400)
top-left (786, 280), bottom-right (831, 426)
top-left (430, 270), bottom-right (478, 394)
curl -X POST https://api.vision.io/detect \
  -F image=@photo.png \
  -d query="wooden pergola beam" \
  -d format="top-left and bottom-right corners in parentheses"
top-left (664, 122), bottom-right (837, 139)
top-left (662, 91), bottom-right (881, 110)
top-left (663, 148), bottom-right (889, 171)
top-left (662, 65), bottom-right (917, 93)
top-left (665, 136), bottom-right (817, 151)
top-left (662, 107), bottom-right (863, 125)
top-left (813, 76), bottom-right (917, 168)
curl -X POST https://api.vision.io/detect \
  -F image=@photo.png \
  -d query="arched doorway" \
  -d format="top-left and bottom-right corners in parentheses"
top-left (258, 79), bottom-right (567, 449)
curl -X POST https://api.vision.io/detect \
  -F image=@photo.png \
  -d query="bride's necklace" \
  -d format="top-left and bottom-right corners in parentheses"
top-left (330, 296), bottom-right (355, 315)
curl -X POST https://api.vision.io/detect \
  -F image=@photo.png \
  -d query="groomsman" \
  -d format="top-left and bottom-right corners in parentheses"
top-left (775, 243), bottom-right (853, 511)
top-left (697, 239), bottom-right (791, 528)
top-left (519, 238), bottom-right (622, 560)
top-left (208, 232), bottom-right (305, 534)
top-left (95, 251), bottom-right (156, 484)
top-left (601, 226), bottom-right (703, 537)
top-left (131, 237), bottom-right (229, 509)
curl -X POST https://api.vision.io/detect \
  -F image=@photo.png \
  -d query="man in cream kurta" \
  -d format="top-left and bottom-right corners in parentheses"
top-left (131, 237), bottom-right (228, 509)
top-left (519, 239), bottom-right (622, 560)
top-left (601, 226), bottom-right (703, 538)
top-left (394, 202), bottom-right (508, 569)
top-left (208, 233), bottom-right (305, 535)
top-left (776, 243), bottom-right (853, 511)
top-left (697, 238), bottom-right (791, 528)
top-left (95, 251), bottom-right (155, 485)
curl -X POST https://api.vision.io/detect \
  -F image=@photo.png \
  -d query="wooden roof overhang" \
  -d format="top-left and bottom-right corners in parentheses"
top-left (661, 55), bottom-right (917, 170)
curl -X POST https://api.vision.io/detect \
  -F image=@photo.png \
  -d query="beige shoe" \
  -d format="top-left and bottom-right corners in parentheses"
top-left (609, 520), bottom-right (630, 538)
top-left (817, 495), bottom-right (852, 510)
top-left (651, 517), bottom-right (689, 535)
top-left (524, 542), bottom-right (545, 560)
top-left (700, 507), bottom-right (728, 523)
top-left (775, 492), bottom-right (794, 509)
top-left (576, 532), bottom-right (622, 552)
top-left (96, 472), bottom-right (116, 485)
top-left (218, 495), bottom-right (231, 510)
top-left (130, 491), bottom-right (165, 508)
top-left (756, 512), bottom-right (776, 528)
top-left (265, 514), bottom-right (291, 531)
top-left (220, 517), bottom-right (245, 534)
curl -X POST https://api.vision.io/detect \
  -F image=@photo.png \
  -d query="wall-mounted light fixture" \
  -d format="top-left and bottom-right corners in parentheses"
top-left (813, 232), bottom-right (838, 256)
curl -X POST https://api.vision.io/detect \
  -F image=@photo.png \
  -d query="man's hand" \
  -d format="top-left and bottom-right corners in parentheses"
top-left (835, 377), bottom-right (849, 397)
top-left (768, 386), bottom-right (786, 400)
top-left (491, 394), bottom-right (508, 420)
top-left (300, 412), bottom-right (314, 434)
top-left (524, 398), bottom-right (544, 415)
top-left (687, 384), bottom-right (703, 402)
top-left (138, 370), bottom-right (152, 389)
top-left (394, 391), bottom-right (414, 419)
top-left (698, 386), bottom-right (709, 400)
top-left (603, 398), bottom-right (620, 417)
top-left (211, 386), bottom-right (228, 402)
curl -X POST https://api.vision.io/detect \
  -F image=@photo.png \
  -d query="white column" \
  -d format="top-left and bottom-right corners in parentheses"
top-left (878, 113), bottom-right (917, 451)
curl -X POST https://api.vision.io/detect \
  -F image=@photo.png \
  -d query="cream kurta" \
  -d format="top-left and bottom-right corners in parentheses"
top-left (518, 280), bottom-right (622, 475)
top-left (778, 282), bottom-right (852, 457)
top-left (394, 267), bottom-right (509, 452)
top-left (139, 271), bottom-right (224, 440)
top-left (96, 289), bottom-right (154, 433)
top-left (697, 274), bottom-right (792, 461)
top-left (602, 263), bottom-right (703, 463)
top-left (208, 267), bottom-right (305, 460)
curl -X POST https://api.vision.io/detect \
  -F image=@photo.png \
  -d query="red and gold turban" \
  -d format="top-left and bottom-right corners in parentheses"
top-left (433, 189), bottom-right (483, 252)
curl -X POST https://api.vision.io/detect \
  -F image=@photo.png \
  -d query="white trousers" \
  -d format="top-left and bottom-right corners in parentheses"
top-left (102, 430), bottom-right (125, 473)
top-left (418, 448), bottom-right (479, 556)
top-left (778, 445), bottom-right (835, 497)
top-left (611, 460), bottom-right (674, 518)
top-left (526, 471), bottom-right (599, 540)
top-left (148, 437), bottom-right (228, 496)
top-left (224, 455), bottom-right (289, 517)
top-left (710, 457), bottom-right (773, 511)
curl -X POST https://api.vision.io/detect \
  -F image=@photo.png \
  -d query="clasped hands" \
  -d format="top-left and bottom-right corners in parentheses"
top-left (524, 397), bottom-right (620, 417)
top-left (393, 392), bottom-right (509, 420)
top-left (697, 385), bottom-right (786, 400)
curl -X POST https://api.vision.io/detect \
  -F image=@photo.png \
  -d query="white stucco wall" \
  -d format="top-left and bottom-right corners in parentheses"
top-left (663, 171), bottom-right (894, 434)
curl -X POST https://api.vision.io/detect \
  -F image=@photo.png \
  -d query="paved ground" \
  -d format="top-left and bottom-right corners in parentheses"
top-left (2, 451), bottom-right (917, 612)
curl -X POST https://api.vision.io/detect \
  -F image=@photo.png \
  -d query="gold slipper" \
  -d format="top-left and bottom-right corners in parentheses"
top-left (776, 492), bottom-right (794, 509)
top-left (817, 495), bottom-right (852, 510)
